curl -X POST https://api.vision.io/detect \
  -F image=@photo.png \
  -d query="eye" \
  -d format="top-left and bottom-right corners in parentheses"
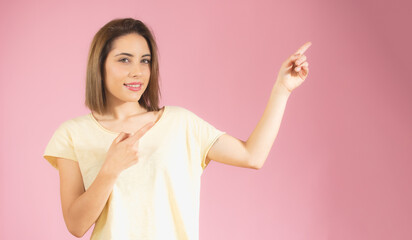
top-left (119, 58), bottom-right (130, 63)
top-left (141, 59), bottom-right (151, 64)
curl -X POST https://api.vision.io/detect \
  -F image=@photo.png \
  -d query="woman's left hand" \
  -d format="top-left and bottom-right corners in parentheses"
top-left (275, 42), bottom-right (312, 93)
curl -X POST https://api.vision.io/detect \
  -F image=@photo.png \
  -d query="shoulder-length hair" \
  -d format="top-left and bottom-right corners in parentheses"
top-left (85, 18), bottom-right (161, 115)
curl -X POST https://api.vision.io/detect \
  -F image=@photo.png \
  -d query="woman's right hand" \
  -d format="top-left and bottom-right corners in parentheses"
top-left (102, 121), bottom-right (155, 176)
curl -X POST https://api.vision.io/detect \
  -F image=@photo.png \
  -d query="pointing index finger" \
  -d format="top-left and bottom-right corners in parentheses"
top-left (295, 41), bottom-right (312, 55)
top-left (130, 121), bottom-right (155, 143)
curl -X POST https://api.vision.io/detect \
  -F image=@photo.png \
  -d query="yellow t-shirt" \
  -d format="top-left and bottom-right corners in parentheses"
top-left (43, 105), bottom-right (226, 240)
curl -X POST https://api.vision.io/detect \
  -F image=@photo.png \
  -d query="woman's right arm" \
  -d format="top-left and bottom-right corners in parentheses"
top-left (57, 157), bottom-right (119, 238)
top-left (57, 122), bottom-right (155, 237)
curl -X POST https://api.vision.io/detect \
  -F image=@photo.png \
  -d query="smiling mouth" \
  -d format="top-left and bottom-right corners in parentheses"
top-left (124, 83), bottom-right (142, 87)
top-left (123, 83), bottom-right (142, 92)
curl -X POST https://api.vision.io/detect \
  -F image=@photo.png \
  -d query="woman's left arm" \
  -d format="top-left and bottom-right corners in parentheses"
top-left (206, 42), bottom-right (312, 169)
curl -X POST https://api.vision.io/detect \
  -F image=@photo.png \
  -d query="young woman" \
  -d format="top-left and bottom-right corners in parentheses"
top-left (43, 18), bottom-right (311, 240)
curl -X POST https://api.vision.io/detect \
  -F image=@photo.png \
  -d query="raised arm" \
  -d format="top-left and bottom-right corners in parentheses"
top-left (207, 42), bottom-right (312, 169)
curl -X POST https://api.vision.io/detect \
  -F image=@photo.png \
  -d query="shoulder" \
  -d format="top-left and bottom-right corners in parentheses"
top-left (54, 113), bottom-right (92, 132)
top-left (165, 105), bottom-right (195, 117)
top-left (165, 106), bottom-right (215, 131)
top-left (166, 105), bottom-right (190, 114)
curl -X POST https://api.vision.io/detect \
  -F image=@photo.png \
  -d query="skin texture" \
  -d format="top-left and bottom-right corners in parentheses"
top-left (57, 34), bottom-right (311, 237)
top-left (206, 42), bottom-right (312, 169)
top-left (92, 33), bottom-right (164, 134)
top-left (57, 33), bottom-right (163, 237)
top-left (102, 33), bottom-right (151, 120)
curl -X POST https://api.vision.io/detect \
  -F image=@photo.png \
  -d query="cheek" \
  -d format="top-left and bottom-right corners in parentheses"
top-left (105, 69), bottom-right (123, 89)
top-left (144, 66), bottom-right (151, 76)
top-left (106, 65), bottom-right (128, 82)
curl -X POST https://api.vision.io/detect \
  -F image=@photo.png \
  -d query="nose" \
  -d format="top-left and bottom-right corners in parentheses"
top-left (129, 63), bottom-right (143, 78)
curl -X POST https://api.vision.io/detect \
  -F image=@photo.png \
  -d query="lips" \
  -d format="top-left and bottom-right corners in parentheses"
top-left (124, 82), bottom-right (142, 91)
top-left (124, 82), bottom-right (142, 85)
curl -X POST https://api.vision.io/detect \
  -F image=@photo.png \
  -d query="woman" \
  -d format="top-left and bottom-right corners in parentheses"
top-left (43, 18), bottom-right (311, 240)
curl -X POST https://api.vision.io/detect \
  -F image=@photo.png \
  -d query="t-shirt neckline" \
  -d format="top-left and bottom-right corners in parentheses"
top-left (88, 105), bottom-right (168, 135)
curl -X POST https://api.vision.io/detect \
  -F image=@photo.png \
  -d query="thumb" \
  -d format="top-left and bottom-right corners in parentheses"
top-left (282, 42), bottom-right (311, 69)
top-left (282, 53), bottom-right (301, 69)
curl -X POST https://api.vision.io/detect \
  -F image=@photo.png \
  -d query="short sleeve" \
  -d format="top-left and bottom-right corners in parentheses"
top-left (189, 111), bottom-right (226, 170)
top-left (43, 121), bottom-right (77, 170)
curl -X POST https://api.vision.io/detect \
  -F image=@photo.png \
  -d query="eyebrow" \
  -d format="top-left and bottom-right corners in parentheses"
top-left (114, 52), bottom-right (151, 58)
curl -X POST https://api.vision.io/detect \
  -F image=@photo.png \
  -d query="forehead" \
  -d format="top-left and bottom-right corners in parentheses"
top-left (110, 33), bottom-right (150, 54)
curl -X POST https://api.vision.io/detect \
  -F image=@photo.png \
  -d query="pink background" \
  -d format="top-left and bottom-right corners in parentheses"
top-left (1, 0), bottom-right (411, 239)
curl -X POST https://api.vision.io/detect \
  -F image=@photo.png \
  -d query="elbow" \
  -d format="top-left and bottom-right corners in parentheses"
top-left (251, 164), bottom-right (262, 170)
top-left (248, 158), bottom-right (262, 170)
top-left (65, 208), bottom-right (91, 238)
top-left (67, 221), bottom-right (87, 238)
top-left (69, 227), bottom-right (86, 238)
top-left (245, 148), bottom-right (263, 170)
top-left (64, 204), bottom-right (90, 238)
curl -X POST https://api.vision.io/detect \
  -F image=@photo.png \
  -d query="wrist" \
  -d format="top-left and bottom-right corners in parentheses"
top-left (272, 82), bottom-right (292, 97)
top-left (100, 162), bottom-right (120, 179)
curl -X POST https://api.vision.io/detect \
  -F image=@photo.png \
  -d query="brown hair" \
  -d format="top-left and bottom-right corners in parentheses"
top-left (85, 18), bottom-right (161, 115)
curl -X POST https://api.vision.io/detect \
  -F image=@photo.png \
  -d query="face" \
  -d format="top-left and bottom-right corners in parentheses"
top-left (104, 33), bottom-right (151, 105)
